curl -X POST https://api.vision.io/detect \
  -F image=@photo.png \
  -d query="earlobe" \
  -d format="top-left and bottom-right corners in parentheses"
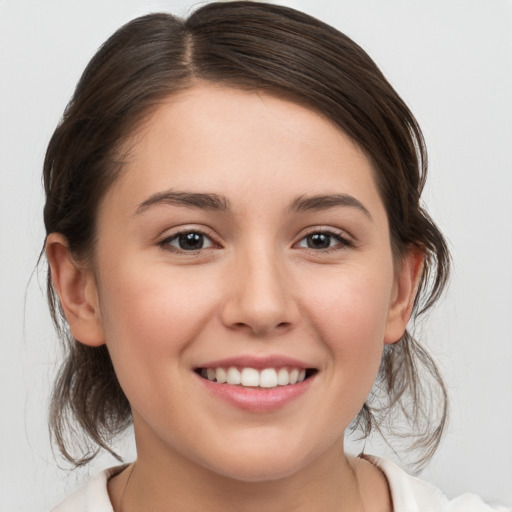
top-left (45, 233), bottom-right (105, 347)
top-left (384, 247), bottom-right (424, 344)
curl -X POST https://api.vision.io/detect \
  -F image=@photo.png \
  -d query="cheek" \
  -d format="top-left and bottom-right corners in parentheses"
top-left (96, 262), bottom-right (220, 381)
top-left (95, 264), bottom-right (225, 439)
top-left (309, 267), bottom-right (392, 345)
top-left (303, 262), bottom-right (394, 391)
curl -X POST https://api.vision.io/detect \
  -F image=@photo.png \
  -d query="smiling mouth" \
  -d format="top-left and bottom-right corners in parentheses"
top-left (195, 366), bottom-right (318, 389)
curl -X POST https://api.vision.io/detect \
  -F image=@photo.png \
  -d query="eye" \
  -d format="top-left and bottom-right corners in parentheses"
top-left (161, 231), bottom-right (215, 252)
top-left (296, 230), bottom-right (353, 251)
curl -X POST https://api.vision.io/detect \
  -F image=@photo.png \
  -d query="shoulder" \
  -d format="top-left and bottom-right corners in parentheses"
top-left (50, 465), bottom-right (127, 512)
top-left (365, 455), bottom-right (510, 512)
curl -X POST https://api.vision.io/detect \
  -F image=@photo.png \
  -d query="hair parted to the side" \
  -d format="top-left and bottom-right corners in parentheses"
top-left (43, 1), bottom-right (450, 468)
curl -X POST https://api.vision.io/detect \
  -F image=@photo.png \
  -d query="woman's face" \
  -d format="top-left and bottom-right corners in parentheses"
top-left (83, 84), bottom-right (414, 481)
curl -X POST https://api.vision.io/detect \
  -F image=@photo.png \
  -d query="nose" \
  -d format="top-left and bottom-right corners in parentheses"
top-left (219, 246), bottom-right (298, 337)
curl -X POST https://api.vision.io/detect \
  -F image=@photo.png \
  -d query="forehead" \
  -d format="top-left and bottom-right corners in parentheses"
top-left (105, 84), bottom-right (385, 222)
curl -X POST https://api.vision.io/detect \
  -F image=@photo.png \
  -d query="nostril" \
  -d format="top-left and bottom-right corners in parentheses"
top-left (227, 321), bottom-right (291, 336)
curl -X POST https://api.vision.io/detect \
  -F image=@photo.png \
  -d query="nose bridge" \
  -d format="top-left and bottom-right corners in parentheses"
top-left (221, 237), bottom-right (295, 335)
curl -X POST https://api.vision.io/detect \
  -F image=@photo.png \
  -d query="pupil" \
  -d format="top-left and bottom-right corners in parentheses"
top-left (308, 233), bottom-right (330, 249)
top-left (179, 232), bottom-right (203, 250)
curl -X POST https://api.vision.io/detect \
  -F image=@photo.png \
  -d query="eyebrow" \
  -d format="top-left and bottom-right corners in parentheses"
top-left (289, 193), bottom-right (372, 219)
top-left (135, 190), bottom-right (371, 219)
top-left (135, 190), bottom-right (231, 214)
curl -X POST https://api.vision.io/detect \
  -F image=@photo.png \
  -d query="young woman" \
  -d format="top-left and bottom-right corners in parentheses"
top-left (43, 2), bottom-right (508, 511)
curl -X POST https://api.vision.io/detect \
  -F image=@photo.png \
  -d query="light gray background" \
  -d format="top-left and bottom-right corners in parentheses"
top-left (1, 1), bottom-right (511, 510)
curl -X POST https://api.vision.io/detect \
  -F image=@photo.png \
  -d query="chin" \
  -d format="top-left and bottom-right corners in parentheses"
top-left (196, 439), bottom-right (325, 483)
top-left (207, 457), bottom-right (305, 483)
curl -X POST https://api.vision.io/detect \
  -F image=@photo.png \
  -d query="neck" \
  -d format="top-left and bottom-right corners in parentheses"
top-left (110, 436), bottom-right (366, 512)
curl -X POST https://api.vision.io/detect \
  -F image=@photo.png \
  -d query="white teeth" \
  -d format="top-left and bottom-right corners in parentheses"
top-left (201, 366), bottom-right (311, 388)
top-left (277, 367), bottom-right (290, 385)
top-left (289, 368), bottom-right (299, 385)
top-left (259, 368), bottom-right (278, 388)
top-left (241, 367), bottom-right (260, 387)
top-left (216, 367), bottom-right (227, 383)
top-left (226, 367), bottom-right (241, 385)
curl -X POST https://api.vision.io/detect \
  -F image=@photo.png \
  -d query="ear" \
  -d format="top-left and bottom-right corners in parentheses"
top-left (384, 247), bottom-right (424, 344)
top-left (45, 233), bottom-right (105, 346)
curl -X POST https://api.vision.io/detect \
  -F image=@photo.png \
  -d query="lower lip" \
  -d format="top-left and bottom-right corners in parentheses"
top-left (196, 373), bottom-right (314, 412)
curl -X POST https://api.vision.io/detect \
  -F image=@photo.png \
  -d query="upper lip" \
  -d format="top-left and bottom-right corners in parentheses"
top-left (195, 355), bottom-right (314, 370)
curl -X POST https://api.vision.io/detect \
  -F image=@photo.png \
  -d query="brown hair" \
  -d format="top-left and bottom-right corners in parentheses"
top-left (44, 1), bottom-right (450, 468)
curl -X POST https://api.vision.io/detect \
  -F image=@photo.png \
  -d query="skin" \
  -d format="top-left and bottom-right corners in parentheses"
top-left (47, 84), bottom-right (422, 511)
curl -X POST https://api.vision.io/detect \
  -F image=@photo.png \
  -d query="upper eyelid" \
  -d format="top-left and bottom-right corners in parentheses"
top-left (157, 227), bottom-right (222, 251)
top-left (156, 225), bottom-right (355, 246)
top-left (163, 230), bottom-right (214, 242)
top-left (293, 227), bottom-right (356, 251)
top-left (158, 225), bottom-right (218, 240)
top-left (295, 226), bottom-right (354, 241)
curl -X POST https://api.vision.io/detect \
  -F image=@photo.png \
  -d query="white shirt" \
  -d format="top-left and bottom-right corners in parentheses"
top-left (50, 456), bottom-right (510, 511)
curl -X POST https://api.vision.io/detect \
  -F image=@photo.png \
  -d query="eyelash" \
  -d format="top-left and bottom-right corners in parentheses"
top-left (158, 229), bottom-right (217, 254)
top-left (294, 229), bottom-right (354, 253)
top-left (158, 228), bottom-right (354, 254)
